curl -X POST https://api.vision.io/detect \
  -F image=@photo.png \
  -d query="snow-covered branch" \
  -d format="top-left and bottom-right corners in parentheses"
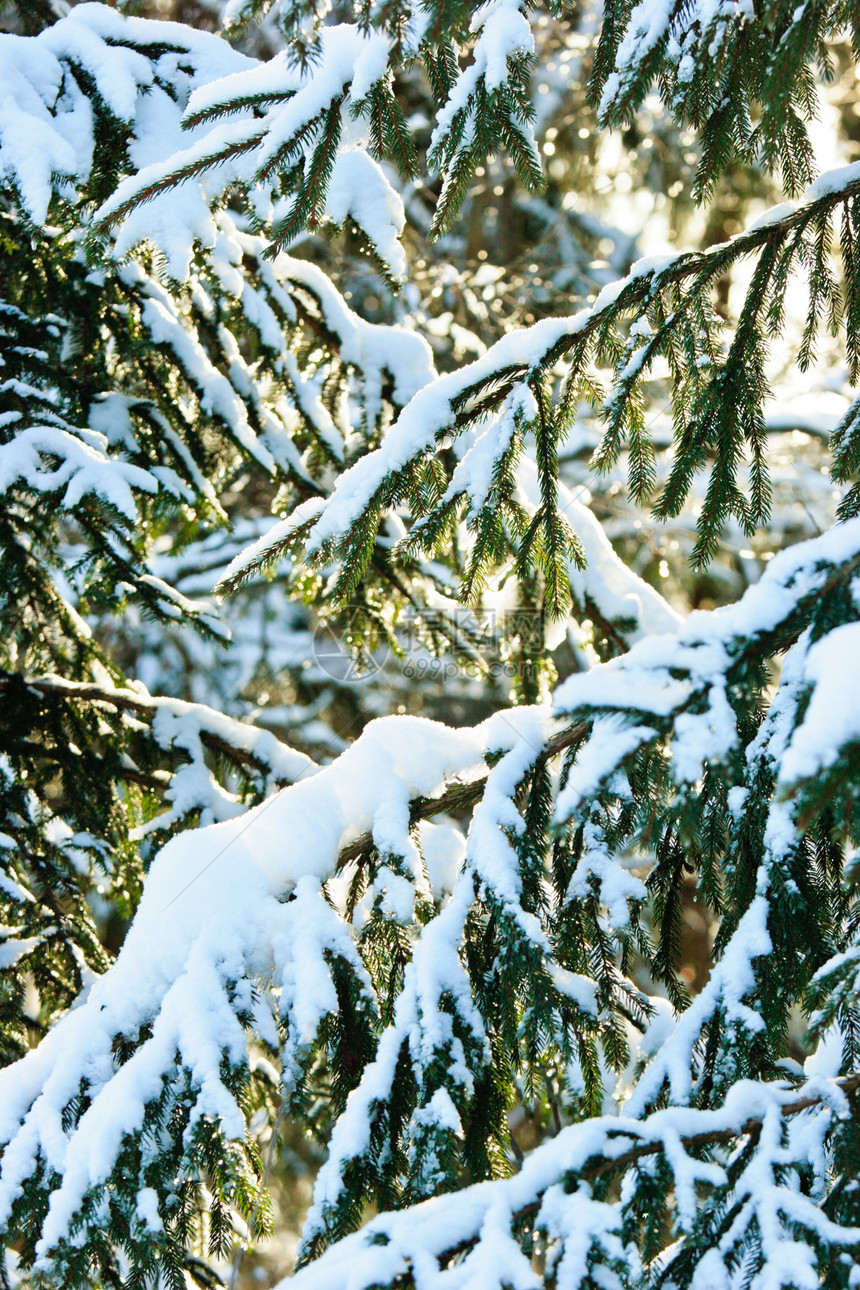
top-left (272, 158), bottom-right (860, 586)
top-left (11, 675), bottom-right (308, 773)
top-left (281, 1074), bottom-right (860, 1290)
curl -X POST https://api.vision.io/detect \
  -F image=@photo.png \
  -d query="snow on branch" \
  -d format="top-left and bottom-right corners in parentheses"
top-left (112, 218), bottom-right (435, 480)
top-left (279, 1073), bottom-right (860, 1290)
top-left (296, 718), bottom-right (558, 1257)
top-left (0, 707), bottom-right (553, 1263)
top-left (544, 520), bottom-right (860, 1118)
top-left (257, 156), bottom-right (860, 596)
top-left (216, 360), bottom-right (680, 642)
top-left (594, 0), bottom-right (836, 197)
top-left (427, 0), bottom-right (541, 235)
top-left (86, 0), bottom-right (541, 268)
top-left (97, 24), bottom-right (410, 281)
top-left (0, 673), bottom-right (317, 834)
top-left (0, 4), bottom-right (250, 228)
top-left (0, 423), bottom-right (159, 522)
top-left (552, 514), bottom-right (860, 789)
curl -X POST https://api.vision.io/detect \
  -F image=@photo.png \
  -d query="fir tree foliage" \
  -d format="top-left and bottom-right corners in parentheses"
top-left (2, 0), bottom-right (860, 1289)
top-left (95, 0), bottom-right (543, 276)
top-left (593, 0), bottom-right (853, 199)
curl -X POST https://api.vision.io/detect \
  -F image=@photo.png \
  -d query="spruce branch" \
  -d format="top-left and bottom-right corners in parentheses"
top-left (336, 720), bottom-right (590, 869)
top-left (0, 672), bottom-right (316, 786)
top-left (283, 157), bottom-right (860, 599)
top-left (282, 1073), bottom-right (860, 1290)
top-left (435, 1071), bottom-right (860, 1265)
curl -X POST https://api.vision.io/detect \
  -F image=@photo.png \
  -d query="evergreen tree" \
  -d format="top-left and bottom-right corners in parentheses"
top-left (2, 1), bottom-right (860, 1288)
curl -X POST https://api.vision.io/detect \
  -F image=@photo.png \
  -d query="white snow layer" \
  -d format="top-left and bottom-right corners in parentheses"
top-left (0, 4), bottom-right (250, 227)
top-left (0, 707), bottom-right (549, 1255)
top-left (95, 23), bottom-right (406, 280)
top-left (0, 425), bottom-right (157, 521)
top-left (276, 1076), bottom-right (858, 1290)
top-left (553, 516), bottom-right (860, 817)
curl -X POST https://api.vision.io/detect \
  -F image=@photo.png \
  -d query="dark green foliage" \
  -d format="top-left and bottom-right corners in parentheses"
top-left (593, 0), bottom-right (848, 198)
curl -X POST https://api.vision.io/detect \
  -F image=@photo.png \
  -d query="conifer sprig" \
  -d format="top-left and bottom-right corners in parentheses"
top-left (259, 162), bottom-right (860, 604)
top-left (594, 0), bottom-right (851, 198)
